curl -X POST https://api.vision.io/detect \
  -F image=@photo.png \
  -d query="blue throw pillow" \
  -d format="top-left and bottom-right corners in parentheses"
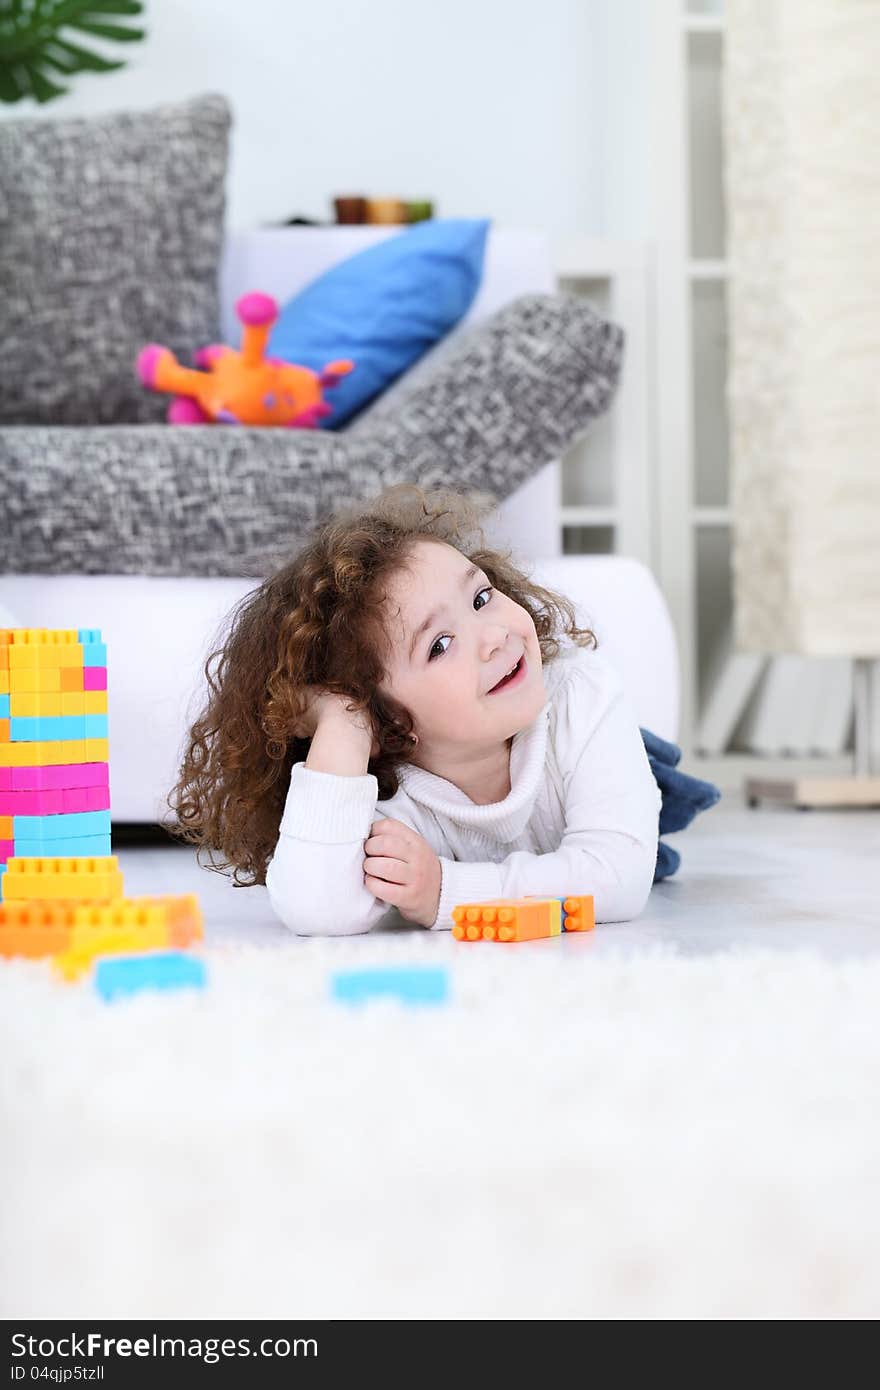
top-left (269, 218), bottom-right (490, 428)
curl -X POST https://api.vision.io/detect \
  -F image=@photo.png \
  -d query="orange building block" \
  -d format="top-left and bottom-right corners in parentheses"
top-left (452, 894), bottom-right (596, 941)
top-left (558, 895), bottom-right (595, 932)
top-left (452, 897), bottom-right (562, 943)
top-left (0, 901), bottom-right (72, 958)
top-left (0, 894), bottom-right (203, 962)
top-left (0, 855), bottom-right (124, 902)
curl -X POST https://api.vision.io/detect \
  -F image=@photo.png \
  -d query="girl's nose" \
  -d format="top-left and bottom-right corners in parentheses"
top-left (479, 625), bottom-right (509, 657)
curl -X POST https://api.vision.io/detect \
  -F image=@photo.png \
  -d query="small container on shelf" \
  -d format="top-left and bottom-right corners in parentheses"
top-left (333, 195), bottom-right (367, 225)
top-left (365, 198), bottom-right (408, 225)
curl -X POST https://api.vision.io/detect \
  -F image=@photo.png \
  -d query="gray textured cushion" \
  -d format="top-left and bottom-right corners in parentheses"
top-left (0, 94), bottom-right (230, 427)
top-left (0, 294), bottom-right (624, 577)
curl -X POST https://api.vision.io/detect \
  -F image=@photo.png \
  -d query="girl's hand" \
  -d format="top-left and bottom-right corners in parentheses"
top-left (363, 818), bottom-right (442, 927)
top-left (292, 687), bottom-right (377, 755)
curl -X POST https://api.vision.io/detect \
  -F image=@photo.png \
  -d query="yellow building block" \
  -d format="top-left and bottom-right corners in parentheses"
top-left (0, 671), bottom-right (8, 696)
top-left (8, 691), bottom-right (105, 717)
top-left (5, 630), bottom-right (83, 671)
top-left (55, 922), bottom-right (167, 981)
top-left (0, 738), bottom-right (86, 766)
top-left (85, 738), bottom-right (109, 762)
top-left (9, 667), bottom-right (62, 694)
top-left (452, 897), bottom-right (562, 943)
top-left (0, 855), bottom-right (124, 902)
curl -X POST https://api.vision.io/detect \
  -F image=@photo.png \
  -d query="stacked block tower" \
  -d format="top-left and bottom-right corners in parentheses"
top-left (0, 628), bottom-right (205, 997)
top-left (0, 628), bottom-right (110, 883)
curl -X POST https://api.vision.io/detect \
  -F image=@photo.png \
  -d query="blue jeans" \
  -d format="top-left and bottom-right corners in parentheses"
top-left (640, 728), bottom-right (721, 882)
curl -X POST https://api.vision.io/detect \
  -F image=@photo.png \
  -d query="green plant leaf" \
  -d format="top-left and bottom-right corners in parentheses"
top-left (67, 19), bottom-right (145, 43)
top-left (21, 60), bottom-right (68, 103)
top-left (43, 37), bottom-right (125, 73)
top-left (0, 66), bottom-right (24, 103)
top-left (75, 2), bottom-right (144, 14)
top-left (0, 0), bottom-right (146, 103)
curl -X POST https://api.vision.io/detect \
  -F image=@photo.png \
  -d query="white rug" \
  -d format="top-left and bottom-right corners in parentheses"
top-left (3, 936), bottom-right (880, 1320)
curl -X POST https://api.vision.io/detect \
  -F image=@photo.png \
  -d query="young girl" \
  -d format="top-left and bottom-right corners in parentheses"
top-left (170, 483), bottom-right (662, 935)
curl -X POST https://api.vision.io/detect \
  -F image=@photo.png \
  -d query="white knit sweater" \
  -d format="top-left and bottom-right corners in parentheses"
top-left (266, 645), bottom-right (661, 935)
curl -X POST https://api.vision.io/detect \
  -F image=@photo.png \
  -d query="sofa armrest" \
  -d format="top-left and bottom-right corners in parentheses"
top-left (353, 294), bottom-right (624, 505)
top-left (0, 294), bottom-right (623, 579)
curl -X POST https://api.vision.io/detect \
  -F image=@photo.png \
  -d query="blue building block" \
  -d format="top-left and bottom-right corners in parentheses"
top-left (10, 713), bottom-right (109, 742)
top-left (81, 643), bottom-right (107, 668)
top-left (0, 694), bottom-right (9, 719)
top-left (11, 714), bottom-right (86, 742)
top-left (12, 833), bottom-right (111, 858)
top-left (330, 965), bottom-right (449, 1007)
top-left (77, 629), bottom-right (103, 645)
top-left (95, 951), bottom-right (207, 1002)
top-left (13, 809), bottom-right (111, 841)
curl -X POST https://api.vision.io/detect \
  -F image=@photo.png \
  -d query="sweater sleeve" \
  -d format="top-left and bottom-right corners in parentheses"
top-left (265, 762), bottom-right (391, 936)
top-left (433, 656), bottom-right (661, 928)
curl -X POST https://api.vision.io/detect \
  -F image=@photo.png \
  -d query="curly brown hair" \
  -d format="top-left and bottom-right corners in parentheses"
top-left (167, 482), bottom-right (597, 886)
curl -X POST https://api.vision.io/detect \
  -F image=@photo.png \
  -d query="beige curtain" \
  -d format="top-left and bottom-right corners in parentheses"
top-left (723, 0), bottom-right (880, 656)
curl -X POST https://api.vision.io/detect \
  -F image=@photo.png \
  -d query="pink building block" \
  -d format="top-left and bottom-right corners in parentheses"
top-left (60, 785), bottom-right (112, 814)
top-left (0, 788), bottom-right (65, 816)
top-left (8, 762), bottom-right (109, 792)
top-left (0, 840), bottom-right (14, 864)
top-left (83, 667), bottom-right (108, 691)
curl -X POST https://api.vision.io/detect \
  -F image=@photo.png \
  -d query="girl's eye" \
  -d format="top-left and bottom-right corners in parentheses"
top-left (427, 587), bottom-right (493, 661)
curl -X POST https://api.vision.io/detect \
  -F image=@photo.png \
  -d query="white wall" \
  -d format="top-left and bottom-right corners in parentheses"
top-left (2, 0), bottom-right (608, 236)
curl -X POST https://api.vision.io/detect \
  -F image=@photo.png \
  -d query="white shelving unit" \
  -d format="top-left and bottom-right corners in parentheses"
top-left (552, 239), bottom-right (653, 569)
top-left (550, 0), bottom-right (862, 785)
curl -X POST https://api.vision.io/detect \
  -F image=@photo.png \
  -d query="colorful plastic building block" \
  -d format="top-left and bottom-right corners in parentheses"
top-left (451, 895), bottom-right (594, 941)
top-left (0, 901), bottom-right (72, 958)
top-left (0, 762), bottom-right (108, 792)
top-left (0, 893), bottom-right (203, 964)
top-left (95, 950), bottom-right (207, 1002)
top-left (330, 966), bottom-right (449, 1006)
top-left (452, 898), bottom-right (563, 942)
top-left (12, 809), bottom-right (111, 841)
top-left (12, 833), bottom-right (111, 858)
top-left (553, 894), bottom-right (595, 932)
top-left (0, 854), bottom-right (124, 902)
top-left (452, 894), bottom-right (597, 941)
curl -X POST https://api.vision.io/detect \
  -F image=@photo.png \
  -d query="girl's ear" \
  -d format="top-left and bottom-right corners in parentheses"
top-left (409, 733), bottom-right (419, 746)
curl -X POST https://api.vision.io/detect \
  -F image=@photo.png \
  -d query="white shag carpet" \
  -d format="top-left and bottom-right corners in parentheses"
top-left (3, 936), bottom-right (880, 1320)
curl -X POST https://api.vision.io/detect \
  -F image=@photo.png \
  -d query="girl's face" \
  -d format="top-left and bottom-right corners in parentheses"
top-left (379, 539), bottom-right (547, 757)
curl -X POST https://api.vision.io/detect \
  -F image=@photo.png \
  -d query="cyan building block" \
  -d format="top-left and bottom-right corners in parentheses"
top-left (77, 629), bottom-right (103, 645)
top-left (12, 832), bottom-right (111, 858)
top-left (10, 713), bottom-right (109, 742)
top-left (81, 643), bottom-right (107, 668)
top-left (12, 809), bottom-right (111, 840)
top-left (10, 714), bottom-right (86, 742)
top-left (96, 951), bottom-right (207, 1002)
top-left (0, 695), bottom-right (8, 719)
top-left (330, 965), bottom-right (449, 1007)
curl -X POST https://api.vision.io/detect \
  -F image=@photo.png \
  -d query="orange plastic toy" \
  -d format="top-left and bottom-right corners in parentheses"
top-left (452, 894), bottom-right (595, 943)
top-left (0, 894), bottom-right (203, 963)
top-left (137, 292), bottom-right (354, 429)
